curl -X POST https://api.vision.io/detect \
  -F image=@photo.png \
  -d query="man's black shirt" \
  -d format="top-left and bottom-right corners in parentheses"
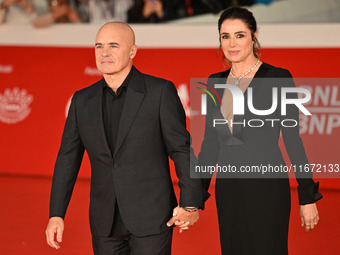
top-left (102, 68), bottom-right (133, 156)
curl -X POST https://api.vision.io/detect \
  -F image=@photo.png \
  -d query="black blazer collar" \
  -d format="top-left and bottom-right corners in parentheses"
top-left (86, 66), bottom-right (146, 158)
top-left (113, 66), bottom-right (145, 158)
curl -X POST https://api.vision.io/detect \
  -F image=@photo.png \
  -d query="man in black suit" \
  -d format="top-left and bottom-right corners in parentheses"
top-left (45, 22), bottom-right (208, 255)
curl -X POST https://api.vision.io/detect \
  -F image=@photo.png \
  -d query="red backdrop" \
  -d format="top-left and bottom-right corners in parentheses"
top-left (1, 46), bottom-right (340, 188)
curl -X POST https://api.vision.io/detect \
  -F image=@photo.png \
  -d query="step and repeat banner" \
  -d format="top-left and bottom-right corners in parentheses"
top-left (1, 24), bottom-right (340, 188)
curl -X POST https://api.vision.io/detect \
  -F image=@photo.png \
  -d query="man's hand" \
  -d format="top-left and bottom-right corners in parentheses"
top-left (166, 206), bottom-right (199, 233)
top-left (300, 203), bottom-right (319, 232)
top-left (45, 216), bottom-right (64, 249)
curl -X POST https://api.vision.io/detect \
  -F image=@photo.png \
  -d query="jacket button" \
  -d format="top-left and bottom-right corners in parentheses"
top-left (113, 164), bottom-right (119, 169)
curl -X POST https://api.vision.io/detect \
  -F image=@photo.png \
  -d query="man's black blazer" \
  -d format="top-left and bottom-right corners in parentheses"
top-left (49, 66), bottom-right (207, 237)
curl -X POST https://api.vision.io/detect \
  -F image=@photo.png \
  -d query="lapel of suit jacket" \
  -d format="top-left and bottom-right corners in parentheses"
top-left (113, 66), bottom-right (145, 159)
top-left (87, 78), bottom-right (112, 156)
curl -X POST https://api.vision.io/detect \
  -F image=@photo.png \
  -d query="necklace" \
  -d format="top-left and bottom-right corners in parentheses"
top-left (230, 59), bottom-right (260, 87)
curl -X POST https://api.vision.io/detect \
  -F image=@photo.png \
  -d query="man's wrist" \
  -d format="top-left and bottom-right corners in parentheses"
top-left (183, 207), bottom-right (198, 213)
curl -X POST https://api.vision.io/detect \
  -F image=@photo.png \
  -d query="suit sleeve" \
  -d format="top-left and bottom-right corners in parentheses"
top-left (279, 70), bottom-right (322, 205)
top-left (49, 91), bottom-right (85, 218)
top-left (159, 81), bottom-right (209, 209)
top-left (197, 76), bottom-right (220, 191)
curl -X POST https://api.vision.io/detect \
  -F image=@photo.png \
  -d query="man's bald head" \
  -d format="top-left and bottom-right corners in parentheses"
top-left (96, 22), bottom-right (135, 47)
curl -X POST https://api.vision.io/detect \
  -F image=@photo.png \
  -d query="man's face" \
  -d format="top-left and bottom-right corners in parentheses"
top-left (95, 24), bottom-right (136, 76)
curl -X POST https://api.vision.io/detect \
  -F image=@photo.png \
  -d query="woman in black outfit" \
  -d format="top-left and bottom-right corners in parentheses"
top-left (198, 7), bottom-right (322, 255)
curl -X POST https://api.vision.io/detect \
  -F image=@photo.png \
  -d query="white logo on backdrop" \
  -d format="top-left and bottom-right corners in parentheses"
top-left (300, 85), bottom-right (340, 135)
top-left (0, 65), bottom-right (13, 73)
top-left (0, 88), bottom-right (33, 124)
top-left (84, 67), bottom-right (102, 76)
top-left (65, 96), bottom-right (72, 118)
top-left (177, 83), bottom-right (191, 117)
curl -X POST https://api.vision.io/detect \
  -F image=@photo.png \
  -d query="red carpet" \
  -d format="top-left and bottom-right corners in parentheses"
top-left (0, 175), bottom-right (338, 254)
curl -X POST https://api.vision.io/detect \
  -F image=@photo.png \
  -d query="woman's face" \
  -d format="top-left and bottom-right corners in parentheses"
top-left (219, 18), bottom-right (257, 64)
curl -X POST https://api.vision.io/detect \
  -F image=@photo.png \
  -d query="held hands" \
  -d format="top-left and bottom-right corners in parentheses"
top-left (300, 203), bottom-right (319, 232)
top-left (166, 206), bottom-right (199, 233)
top-left (45, 217), bottom-right (64, 249)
